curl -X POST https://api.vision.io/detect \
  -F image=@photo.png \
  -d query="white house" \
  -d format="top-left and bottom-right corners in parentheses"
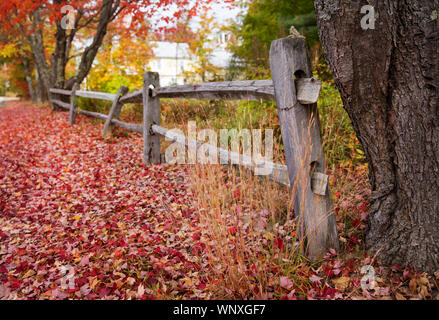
top-left (148, 31), bottom-right (233, 86)
top-left (147, 42), bottom-right (192, 86)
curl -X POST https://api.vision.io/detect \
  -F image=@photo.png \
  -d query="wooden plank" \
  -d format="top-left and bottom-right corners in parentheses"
top-left (78, 109), bottom-right (141, 134)
top-left (154, 80), bottom-right (275, 101)
top-left (102, 86), bottom-right (129, 137)
top-left (296, 78), bottom-right (322, 104)
top-left (49, 88), bottom-right (72, 96)
top-left (270, 37), bottom-right (338, 260)
top-left (51, 99), bottom-right (70, 110)
top-left (75, 90), bottom-right (116, 101)
top-left (120, 80), bottom-right (276, 103)
top-left (78, 109), bottom-right (107, 121)
top-left (151, 124), bottom-right (290, 187)
top-left (119, 89), bottom-right (142, 104)
top-left (111, 119), bottom-right (142, 134)
top-left (68, 83), bottom-right (79, 125)
top-left (56, 104), bottom-right (141, 134)
top-left (142, 72), bottom-right (161, 164)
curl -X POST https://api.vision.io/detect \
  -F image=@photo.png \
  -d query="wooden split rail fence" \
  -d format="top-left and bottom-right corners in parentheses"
top-left (49, 37), bottom-right (339, 260)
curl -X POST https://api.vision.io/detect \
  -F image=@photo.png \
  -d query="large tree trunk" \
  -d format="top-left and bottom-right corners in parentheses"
top-left (314, 0), bottom-right (438, 273)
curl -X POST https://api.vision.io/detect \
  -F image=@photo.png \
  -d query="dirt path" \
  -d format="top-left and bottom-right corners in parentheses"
top-left (0, 102), bottom-right (206, 299)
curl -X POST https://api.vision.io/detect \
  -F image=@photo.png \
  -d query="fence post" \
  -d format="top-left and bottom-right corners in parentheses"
top-left (68, 83), bottom-right (79, 125)
top-left (102, 86), bottom-right (129, 137)
top-left (142, 72), bottom-right (161, 164)
top-left (270, 37), bottom-right (339, 261)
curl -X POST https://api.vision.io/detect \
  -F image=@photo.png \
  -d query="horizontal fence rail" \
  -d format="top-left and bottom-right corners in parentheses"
top-left (51, 79), bottom-right (320, 106)
top-left (49, 95), bottom-right (142, 133)
top-left (49, 86), bottom-right (288, 186)
top-left (120, 80), bottom-right (276, 104)
top-left (120, 79), bottom-right (320, 105)
top-left (49, 88), bottom-right (117, 101)
top-left (151, 124), bottom-right (290, 187)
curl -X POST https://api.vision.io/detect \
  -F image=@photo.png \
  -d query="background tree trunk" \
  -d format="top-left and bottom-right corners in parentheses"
top-left (34, 68), bottom-right (47, 103)
top-left (22, 58), bottom-right (36, 102)
top-left (24, 0), bottom-right (120, 96)
top-left (314, 0), bottom-right (438, 273)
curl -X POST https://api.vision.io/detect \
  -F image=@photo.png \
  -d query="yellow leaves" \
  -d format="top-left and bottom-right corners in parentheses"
top-left (395, 292), bottom-right (407, 300)
top-left (332, 276), bottom-right (350, 292)
top-left (155, 225), bottom-right (165, 232)
top-left (22, 269), bottom-right (36, 279)
top-left (181, 277), bottom-right (193, 287)
top-left (409, 276), bottom-right (431, 299)
top-left (262, 232), bottom-right (274, 241)
top-left (41, 289), bottom-right (53, 299)
top-left (90, 278), bottom-right (99, 290)
top-left (409, 278), bottom-right (417, 293)
top-left (0, 43), bottom-right (18, 58)
top-left (115, 280), bottom-right (125, 289)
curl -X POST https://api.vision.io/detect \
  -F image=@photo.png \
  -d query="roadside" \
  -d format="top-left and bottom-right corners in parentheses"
top-left (0, 97), bottom-right (19, 108)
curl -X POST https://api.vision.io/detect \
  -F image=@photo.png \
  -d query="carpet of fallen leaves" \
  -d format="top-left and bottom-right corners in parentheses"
top-left (1, 102), bottom-right (438, 300)
top-left (0, 102), bottom-right (207, 299)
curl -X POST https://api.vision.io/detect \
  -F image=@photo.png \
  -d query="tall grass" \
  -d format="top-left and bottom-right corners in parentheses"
top-left (190, 161), bottom-right (313, 299)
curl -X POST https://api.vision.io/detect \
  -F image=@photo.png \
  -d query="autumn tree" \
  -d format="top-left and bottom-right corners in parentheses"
top-left (85, 18), bottom-right (154, 93)
top-left (314, 1), bottom-right (438, 272)
top-left (0, 0), bottom-right (224, 100)
top-left (183, 12), bottom-right (222, 82)
top-left (230, 0), bottom-right (318, 78)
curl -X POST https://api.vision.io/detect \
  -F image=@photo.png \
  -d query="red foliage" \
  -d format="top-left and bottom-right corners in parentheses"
top-left (0, 102), bottom-right (208, 299)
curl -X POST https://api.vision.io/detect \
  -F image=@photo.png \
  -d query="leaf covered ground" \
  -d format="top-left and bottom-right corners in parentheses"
top-left (0, 102), bottom-right (438, 300)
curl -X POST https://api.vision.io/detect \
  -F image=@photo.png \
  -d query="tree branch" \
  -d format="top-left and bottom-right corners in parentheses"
top-left (66, 0), bottom-right (119, 89)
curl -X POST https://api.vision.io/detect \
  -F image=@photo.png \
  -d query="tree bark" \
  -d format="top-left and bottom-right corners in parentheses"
top-left (34, 68), bottom-right (45, 103)
top-left (25, 10), bottom-right (53, 99)
top-left (314, 0), bottom-right (438, 273)
top-left (22, 57), bottom-right (36, 102)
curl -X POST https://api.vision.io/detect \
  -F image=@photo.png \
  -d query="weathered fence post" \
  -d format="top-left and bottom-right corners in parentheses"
top-left (68, 83), bottom-right (79, 125)
top-left (270, 37), bottom-right (339, 260)
top-left (102, 86), bottom-right (129, 137)
top-left (142, 72), bottom-right (161, 164)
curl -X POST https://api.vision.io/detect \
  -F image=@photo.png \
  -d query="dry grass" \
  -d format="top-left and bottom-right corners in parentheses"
top-left (189, 162), bottom-right (312, 299)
